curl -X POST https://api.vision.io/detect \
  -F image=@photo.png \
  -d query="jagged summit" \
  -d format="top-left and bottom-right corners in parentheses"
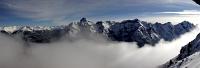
top-left (80, 17), bottom-right (87, 23)
top-left (108, 19), bottom-right (195, 47)
top-left (0, 18), bottom-right (196, 47)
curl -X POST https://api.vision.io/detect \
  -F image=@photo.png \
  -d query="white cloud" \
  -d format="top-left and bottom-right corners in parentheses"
top-left (0, 27), bottom-right (199, 68)
top-left (158, 10), bottom-right (200, 15)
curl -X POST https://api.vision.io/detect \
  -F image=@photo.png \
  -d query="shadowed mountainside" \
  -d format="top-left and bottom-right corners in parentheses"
top-left (0, 18), bottom-right (196, 47)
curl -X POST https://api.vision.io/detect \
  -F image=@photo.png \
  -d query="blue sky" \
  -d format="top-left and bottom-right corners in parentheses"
top-left (0, 0), bottom-right (200, 26)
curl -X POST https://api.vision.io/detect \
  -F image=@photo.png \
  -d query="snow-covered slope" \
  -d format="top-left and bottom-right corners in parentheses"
top-left (166, 52), bottom-right (200, 68)
top-left (0, 18), bottom-right (196, 47)
top-left (162, 32), bottom-right (200, 68)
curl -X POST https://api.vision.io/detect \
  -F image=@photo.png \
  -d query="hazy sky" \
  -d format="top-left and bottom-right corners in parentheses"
top-left (0, 0), bottom-right (200, 26)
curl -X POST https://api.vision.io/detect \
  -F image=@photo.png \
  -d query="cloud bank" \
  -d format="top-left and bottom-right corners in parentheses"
top-left (0, 27), bottom-right (199, 68)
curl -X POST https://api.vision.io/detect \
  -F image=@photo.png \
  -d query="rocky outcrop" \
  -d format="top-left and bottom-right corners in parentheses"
top-left (107, 19), bottom-right (195, 47)
top-left (161, 33), bottom-right (200, 68)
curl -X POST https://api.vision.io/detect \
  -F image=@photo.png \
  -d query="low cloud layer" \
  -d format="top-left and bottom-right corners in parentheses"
top-left (0, 28), bottom-right (199, 68)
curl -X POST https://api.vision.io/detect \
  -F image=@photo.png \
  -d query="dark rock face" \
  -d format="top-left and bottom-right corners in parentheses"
top-left (0, 30), bottom-right (9, 35)
top-left (177, 33), bottom-right (200, 60)
top-left (107, 20), bottom-right (195, 47)
top-left (80, 17), bottom-right (87, 23)
top-left (0, 18), bottom-right (196, 47)
top-left (95, 21), bottom-right (105, 33)
top-left (108, 19), bottom-right (160, 47)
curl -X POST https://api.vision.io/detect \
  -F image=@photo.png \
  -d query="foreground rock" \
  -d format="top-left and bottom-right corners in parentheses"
top-left (162, 33), bottom-right (200, 68)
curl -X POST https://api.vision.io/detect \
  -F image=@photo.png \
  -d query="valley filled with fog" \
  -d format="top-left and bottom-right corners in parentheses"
top-left (0, 27), bottom-right (199, 68)
top-left (1, 0), bottom-right (200, 68)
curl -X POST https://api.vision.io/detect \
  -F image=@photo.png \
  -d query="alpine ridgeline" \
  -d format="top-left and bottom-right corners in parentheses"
top-left (0, 18), bottom-right (195, 47)
top-left (162, 32), bottom-right (200, 68)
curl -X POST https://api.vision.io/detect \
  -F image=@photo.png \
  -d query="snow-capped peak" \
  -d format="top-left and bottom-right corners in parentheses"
top-left (1, 26), bottom-right (20, 33)
top-left (0, 18), bottom-right (196, 47)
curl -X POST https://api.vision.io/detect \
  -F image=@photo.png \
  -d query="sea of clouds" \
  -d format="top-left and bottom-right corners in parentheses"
top-left (0, 27), bottom-right (199, 68)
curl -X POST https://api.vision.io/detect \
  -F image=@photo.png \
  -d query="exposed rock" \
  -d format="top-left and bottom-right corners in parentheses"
top-left (108, 20), bottom-right (195, 47)
top-left (161, 33), bottom-right (200, 68)
top-left (0, 18), bottom-right (195, 47)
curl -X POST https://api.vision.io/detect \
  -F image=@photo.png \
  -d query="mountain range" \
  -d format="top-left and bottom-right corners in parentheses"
top-left (0, 18), bottom-right (195, 47)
